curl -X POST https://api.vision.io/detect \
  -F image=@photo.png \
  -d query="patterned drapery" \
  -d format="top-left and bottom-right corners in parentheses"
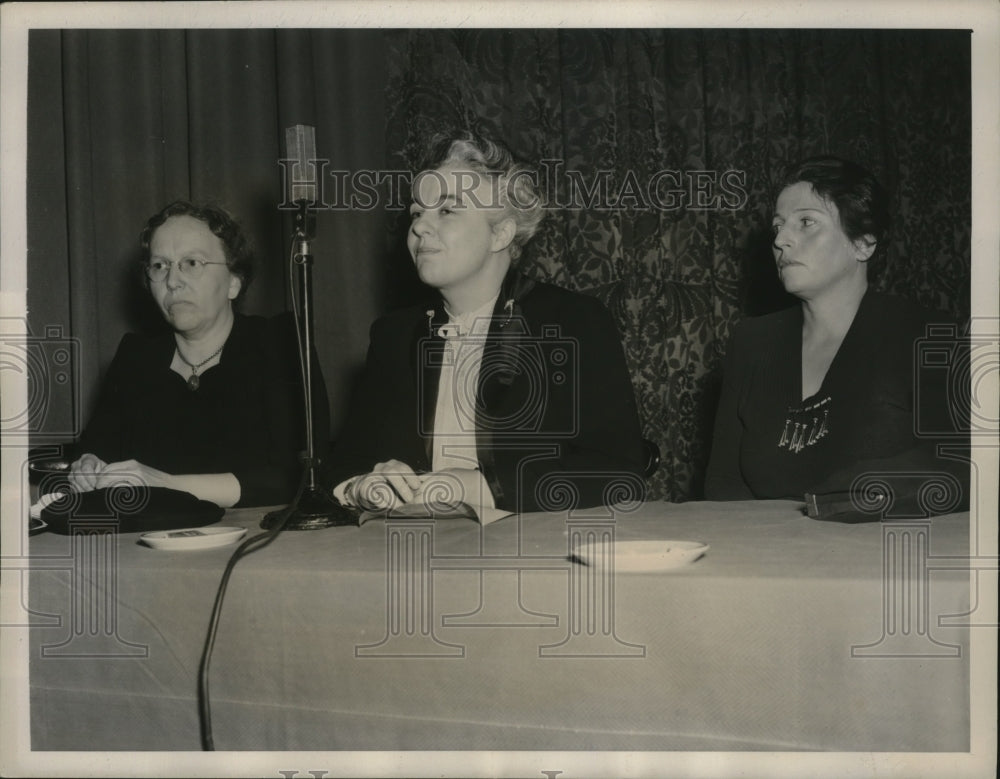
top-left (384, 29), bottom-right (971, 500)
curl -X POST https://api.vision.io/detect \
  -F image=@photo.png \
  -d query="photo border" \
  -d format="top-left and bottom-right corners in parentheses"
top-left (2, 2), bottom-right (997, 778)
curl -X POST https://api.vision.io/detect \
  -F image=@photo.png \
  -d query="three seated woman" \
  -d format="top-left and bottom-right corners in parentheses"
top-left (66, 140), bottom-right (968, 516)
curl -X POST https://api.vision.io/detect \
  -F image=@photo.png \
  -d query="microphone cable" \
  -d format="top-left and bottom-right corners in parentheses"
top-left (198, 232), bottom-right (312, 751)
top-left (197, 472), bottom-right (304, 751)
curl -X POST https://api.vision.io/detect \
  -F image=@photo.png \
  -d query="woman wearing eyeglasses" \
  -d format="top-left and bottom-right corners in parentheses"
top-left (67, 201), bottom-right (327, 507)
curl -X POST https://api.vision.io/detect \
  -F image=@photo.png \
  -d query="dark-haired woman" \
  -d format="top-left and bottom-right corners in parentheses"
top-left (68, 202), bottom-right (326, 507)
top-left (705, 157), bottom-right (967, 505)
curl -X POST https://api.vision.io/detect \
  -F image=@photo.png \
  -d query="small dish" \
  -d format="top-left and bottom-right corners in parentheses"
top-left (140, 526), bottom-right (247, 550)
top-left (29, 460), bottom-right (72, 474)
top-left (571, 539), bottom-right (709, 572)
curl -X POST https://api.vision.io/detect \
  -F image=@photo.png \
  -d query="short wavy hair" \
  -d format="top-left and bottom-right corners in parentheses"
top-left (139, 201), bottom-right (255, 307)
top-left (779, 156), bottom-right (890, 273)
top-left (418, 132), bottom-right (545, 262)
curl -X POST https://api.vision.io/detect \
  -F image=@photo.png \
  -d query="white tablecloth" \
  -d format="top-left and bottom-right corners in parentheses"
top-left (27, 499), bottom-right (971, 752)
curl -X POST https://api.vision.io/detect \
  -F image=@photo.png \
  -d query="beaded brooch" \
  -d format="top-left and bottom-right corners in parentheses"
top-left (778, 395), bottom-right (831, 453)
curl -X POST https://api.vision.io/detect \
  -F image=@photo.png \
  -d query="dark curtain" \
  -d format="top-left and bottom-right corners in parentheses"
top-left (384, 29), bottom-right (971, 500)
top-left (28, 28), bottom-right (970, 502)
top-left (27, 29), bottom-right (387, 442)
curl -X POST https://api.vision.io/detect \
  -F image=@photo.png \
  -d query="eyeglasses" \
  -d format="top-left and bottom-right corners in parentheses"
top-left (144, 258), bottom-right (228, 283)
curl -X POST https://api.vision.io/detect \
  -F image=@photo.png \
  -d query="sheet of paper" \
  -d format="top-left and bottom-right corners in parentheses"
top-left (358, 502), bottom-right (513, 526)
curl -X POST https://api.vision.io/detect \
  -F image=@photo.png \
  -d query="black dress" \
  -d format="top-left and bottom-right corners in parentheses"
top-left (77, 313), bottom-right (328, 507)
top-left (705, 290), bottom-right (968, 504)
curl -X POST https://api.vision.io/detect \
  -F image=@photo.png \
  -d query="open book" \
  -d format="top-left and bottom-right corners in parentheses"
top-left (358, 501), bottom-right (513, 527)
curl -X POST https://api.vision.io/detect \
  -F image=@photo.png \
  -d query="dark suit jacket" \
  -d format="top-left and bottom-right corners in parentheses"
top-left (324, 271), bottom-right (646, 513)
top-left (704, 290), bottom-right (969, 507)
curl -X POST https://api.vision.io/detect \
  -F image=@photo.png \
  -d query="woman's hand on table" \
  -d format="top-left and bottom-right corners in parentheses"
top-left (350, 460), bottom-right (423, 510)
top-left (348, 463), bottom-right (493, 513)
top-left (71, 458), bottom-right (241, 507)
top-left (70, 454), bottom-right (174, 494)
top-left (91, 459), bottom-right (175, 491)
top-left (68, 453), bottom-right (109, 492)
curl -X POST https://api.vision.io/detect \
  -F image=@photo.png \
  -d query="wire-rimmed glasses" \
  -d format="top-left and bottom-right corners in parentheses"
top-left (144, 258), bottom-right (228, 283)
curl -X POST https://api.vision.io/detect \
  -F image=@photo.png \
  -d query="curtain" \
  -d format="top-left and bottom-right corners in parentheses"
top-left (27, 28), bottom-right (388, 442)
top-left (28, 28), bottom-right (971, 502)
top-left (384, 29), bottom-right (971, 500)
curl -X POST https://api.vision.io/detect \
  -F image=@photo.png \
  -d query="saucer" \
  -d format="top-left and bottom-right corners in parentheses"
top-left (571, 539), bottom-right (709, 572)
top-left (140, 526), bottom-right (247, 550)
top-left (29, 460), bottom-right (72, 474)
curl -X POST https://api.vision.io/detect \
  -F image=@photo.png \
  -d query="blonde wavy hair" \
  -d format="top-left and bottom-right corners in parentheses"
top-left (423, 133), bottom-right (545, 262)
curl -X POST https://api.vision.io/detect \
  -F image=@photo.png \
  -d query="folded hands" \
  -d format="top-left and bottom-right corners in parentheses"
top-left (349, 460), bottom-right (490, 512)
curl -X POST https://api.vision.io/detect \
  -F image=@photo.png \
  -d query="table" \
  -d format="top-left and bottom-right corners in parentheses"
top-left (26, 500), bottom-right (971, 752)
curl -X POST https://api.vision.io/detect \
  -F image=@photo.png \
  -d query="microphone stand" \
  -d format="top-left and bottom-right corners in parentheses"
top-left (262, 201), bottom-right (356, 530)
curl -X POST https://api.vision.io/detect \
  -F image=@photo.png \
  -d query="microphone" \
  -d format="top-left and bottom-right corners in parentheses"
top-left (285, 124), bottom-right (317, 241)
top-left (261, 124), bottom-right (354, 531)
top-left (286, 124), bottom-right (317, 204)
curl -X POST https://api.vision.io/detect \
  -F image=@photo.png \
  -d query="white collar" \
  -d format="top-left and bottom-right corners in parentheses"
top-left (443, 292), bottom-right (501, 336)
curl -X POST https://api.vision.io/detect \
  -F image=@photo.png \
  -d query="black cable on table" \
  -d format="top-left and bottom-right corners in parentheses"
top-left (197, 475), bottom-right (304, 751)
